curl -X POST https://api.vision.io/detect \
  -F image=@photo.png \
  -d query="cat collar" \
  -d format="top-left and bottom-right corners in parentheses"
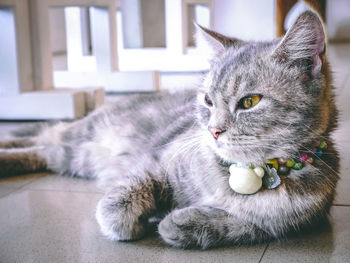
top-left (228, 140), bottom-right (327, 195)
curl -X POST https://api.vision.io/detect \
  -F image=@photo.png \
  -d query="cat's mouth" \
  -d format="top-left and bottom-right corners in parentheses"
top-left (213, 137), bottom-right (297, 165)
top-left (203, 130), bottom-right (289, 163)
top-left (208, 136), bottom-right (267, 163)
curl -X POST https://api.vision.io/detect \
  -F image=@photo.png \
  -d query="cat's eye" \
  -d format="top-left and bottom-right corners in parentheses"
top-left (239, 95), bottom-right (261, 109)
top-left (204, 94), bottom-right (213, 107)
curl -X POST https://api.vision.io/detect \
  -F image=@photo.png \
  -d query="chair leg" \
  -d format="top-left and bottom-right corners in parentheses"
top-left (275, 0), bottom-right (326, 37)
top-left (275, 0), bottom-right (298, 37)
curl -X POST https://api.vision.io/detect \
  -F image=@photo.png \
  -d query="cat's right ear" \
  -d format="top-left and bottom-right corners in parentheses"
top-left (271, 11), bottom-right (326, 77)
top-left (195, 24), bottom-right (242, 58)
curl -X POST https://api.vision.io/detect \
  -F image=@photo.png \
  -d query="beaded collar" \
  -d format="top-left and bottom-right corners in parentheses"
top-left (227, 139), bottom-right (328, 194)
top-left (265, 139), bottom-right (327, 176)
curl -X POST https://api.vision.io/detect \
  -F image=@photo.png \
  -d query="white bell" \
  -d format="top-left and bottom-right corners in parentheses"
top-left (229, 165), bottom-right (265, 195)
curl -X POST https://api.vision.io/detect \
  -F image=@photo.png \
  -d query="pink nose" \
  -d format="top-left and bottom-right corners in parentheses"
top-left (208, 127), bottom-right (225, 139)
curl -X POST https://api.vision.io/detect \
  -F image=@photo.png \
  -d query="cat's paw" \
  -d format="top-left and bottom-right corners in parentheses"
top-left (95, 194), bottom-right (146, 241)
top-left (158, 207), bottom-right (212, 249)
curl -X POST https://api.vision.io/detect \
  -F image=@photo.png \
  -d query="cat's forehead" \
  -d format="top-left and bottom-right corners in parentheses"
top-left (219, 42), bottom-right (276, 74)
top-left (207, 41), bottom-right (276, 96)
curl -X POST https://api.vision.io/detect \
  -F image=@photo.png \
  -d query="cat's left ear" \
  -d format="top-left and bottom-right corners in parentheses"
top-left (195, 24), bottom-right (243, 58)
top-left (272, 11), bottom-right (326, 77)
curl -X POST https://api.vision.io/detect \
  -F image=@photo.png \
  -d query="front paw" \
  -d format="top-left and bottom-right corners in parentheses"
top-left (158, 207), bottom-right (210, 248)
top-left (95, 195), bottom-right (146, 241)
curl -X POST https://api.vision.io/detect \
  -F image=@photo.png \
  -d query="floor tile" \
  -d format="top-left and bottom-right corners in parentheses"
top-left (0, 173), bottom-right (47, 198)
top-left (24, 174), bottom-right (102, 193)
top-left (0, 189), bottom-right (102, 263)
top-left (260, 206), bottom-right (350, 263)
top-left (0, 189), bottom-right (266, 263)
top-left (0, 187), bottom-right (17, 198)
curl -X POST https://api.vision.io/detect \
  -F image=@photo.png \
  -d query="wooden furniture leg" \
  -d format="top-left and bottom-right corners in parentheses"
top-left (276, 0), bottom-right (326, 37)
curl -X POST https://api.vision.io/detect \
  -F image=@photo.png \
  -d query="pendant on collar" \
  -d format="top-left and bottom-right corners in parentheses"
top-left (229, 163), bottom-right (281, 195)
top-left (229, 164), bottom-right (265, 195)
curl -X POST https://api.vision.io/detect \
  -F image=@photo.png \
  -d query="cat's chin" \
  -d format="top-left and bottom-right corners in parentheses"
top-left (208, 142), bottom-right (265, 164)
top-left (203, 133), bottom-right (277, 164)
top-left (214, 148), bottom-right (264, 164)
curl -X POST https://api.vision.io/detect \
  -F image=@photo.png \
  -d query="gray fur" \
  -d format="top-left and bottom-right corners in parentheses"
top-left (0, 11), bottom-right (339, 249)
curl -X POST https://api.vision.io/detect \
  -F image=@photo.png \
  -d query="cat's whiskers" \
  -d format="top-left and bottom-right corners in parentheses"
top-left (153, 132), bottom-right (202, 150)
top-left (259, 131), bottom-right (340, 177)
top-left (259, 131), bottom-right (340, 179)
top-left (162, 134), bottom-right (203, 179)
top-left (222, 122), bottom-right (339, 176)
top-left (225, 123), bottom-right (293, 146)
top-left (300, 122), bottom-right (349, 143)
top-left (291, 142), bottom-right (339, 176)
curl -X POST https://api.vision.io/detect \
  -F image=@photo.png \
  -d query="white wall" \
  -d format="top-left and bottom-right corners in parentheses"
top-left (327, 0), bottom-right (350, 41)
top-left (213, 0), bottom-right (275, 41)
top-left (0, 8), bottom-right (19, 95)
top-left (213, 0), bottom-right (350, 42)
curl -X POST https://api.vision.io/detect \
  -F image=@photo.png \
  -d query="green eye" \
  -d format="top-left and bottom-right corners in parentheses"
top-left (240, 95), bottom-right (261, 109)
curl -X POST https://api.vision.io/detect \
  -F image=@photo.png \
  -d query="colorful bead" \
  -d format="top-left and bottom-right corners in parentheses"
top-left (278, 165), bottom-right (290, 175)
top-left (299, 153), bottom-right (308, 162)
top-left (316, 149), bottom-right (323, 158)
top-left (286, 159), bottom-right (295, 168)
top-left (278, 158), bottom-right (288, 164)
top-left (259, 139), bottom-right (326, 180)
top-left (306, 156), bottom-right (314, 164)
top-left (293, 162), bottom-right (303, 170)
top-left (319, 140), bottom-right (327, 149)
top-left (266, 159), bottom-right (279, 170)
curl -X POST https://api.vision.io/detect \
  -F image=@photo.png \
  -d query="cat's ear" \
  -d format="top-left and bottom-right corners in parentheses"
top-left (195, 24), bottom-right (242, 57)
top-left (272, 11), bottom-right (326, 77)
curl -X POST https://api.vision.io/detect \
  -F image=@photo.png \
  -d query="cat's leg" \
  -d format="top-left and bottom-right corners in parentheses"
top-left (96, 174), bottom-right (171, 241)
top-left (158, 206), bottom-right (269, 249)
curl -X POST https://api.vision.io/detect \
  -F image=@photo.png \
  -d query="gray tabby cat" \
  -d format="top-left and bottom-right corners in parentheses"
top-left (0, 11), bottom-right (339, 249)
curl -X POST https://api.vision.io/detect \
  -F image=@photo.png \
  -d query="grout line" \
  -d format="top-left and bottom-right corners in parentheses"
top-left (258, 242), bottom-right (269, 263)
top-left (0, 177), bottom-right (103, 198)
top-left (21, 173), bottom-right (104, 194)
top-left (24, 188), bottom-right (103, 194)
top-left (0, 178), bottom-right (41, 199)
top-left (332, 204), bottom-right (350, 207)
top-left (0, 188), bottom-right (20, 199)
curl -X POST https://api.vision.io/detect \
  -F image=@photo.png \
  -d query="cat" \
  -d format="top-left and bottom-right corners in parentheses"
top-left (0, 11), bottom-right (339, 249)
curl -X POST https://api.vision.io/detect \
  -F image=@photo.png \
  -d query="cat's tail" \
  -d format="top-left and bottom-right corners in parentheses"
top-left (0, 123), bottom-right (53, 177)
top-left (0, 147), bottom-right (48, 177)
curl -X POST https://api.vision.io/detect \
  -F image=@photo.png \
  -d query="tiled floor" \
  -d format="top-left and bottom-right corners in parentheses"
top-left (1, 43), bottom-right (350, 263)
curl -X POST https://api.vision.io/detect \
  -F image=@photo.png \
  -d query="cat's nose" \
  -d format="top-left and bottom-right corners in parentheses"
top-left (208, 127), bottom-right (226, 139)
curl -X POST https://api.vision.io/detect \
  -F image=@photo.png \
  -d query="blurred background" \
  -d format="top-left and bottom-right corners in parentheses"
top-left (0, 0), bottom-right (350, 120)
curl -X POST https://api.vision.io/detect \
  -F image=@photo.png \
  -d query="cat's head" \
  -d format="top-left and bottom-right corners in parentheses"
top-left (196, 11), bottom-right (333, 164)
